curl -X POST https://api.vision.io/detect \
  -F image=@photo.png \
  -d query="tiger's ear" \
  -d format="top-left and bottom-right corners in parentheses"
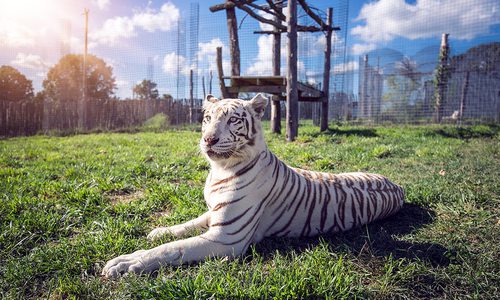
top-left (247, 93), bottom-right (268, 119)
top-left (203, 94), bottom-right (219, 110)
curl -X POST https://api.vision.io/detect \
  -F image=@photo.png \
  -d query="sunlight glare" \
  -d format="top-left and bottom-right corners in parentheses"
top-left (0, 0), bottom-right (61, 21)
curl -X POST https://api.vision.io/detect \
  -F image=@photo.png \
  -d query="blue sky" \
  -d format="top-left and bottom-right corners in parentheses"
top-left (1, 0), bottom-right (499, 99)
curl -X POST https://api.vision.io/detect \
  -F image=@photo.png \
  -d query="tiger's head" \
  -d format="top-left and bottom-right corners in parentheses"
top-left (200, 93), bottom-right (268, 166)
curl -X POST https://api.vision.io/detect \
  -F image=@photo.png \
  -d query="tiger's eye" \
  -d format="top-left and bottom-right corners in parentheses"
top-left (204, 115), bottom-right (211, 123)
top-left (228, 116), bottom-right (238, 123)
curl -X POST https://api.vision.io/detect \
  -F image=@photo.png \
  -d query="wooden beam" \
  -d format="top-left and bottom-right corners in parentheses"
top-left (227, 86), bottom-right (284, 94)
top-left (216, 47), bottom-right (230, 98)
top-left (320, 7), bottom-right (332, 132)
top-left (286, 0), bottom-right (298, 141)
top-left (222, 76), bottom-right (286, 85)
top-left (297, 82), bottom-right (323, 98)
top-left (209, 2), bottom-right (235, 12)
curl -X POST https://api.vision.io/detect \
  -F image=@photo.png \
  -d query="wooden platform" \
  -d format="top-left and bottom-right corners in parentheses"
top-left (223, 76), bottom-right (324, 101)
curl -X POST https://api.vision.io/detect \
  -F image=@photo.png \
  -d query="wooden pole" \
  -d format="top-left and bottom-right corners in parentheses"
top-left (459, 71), bottom-right (470, 122)
top-left (216, 47), bottom-right (230, 98)
top-left (189, 69), bottom-right (194, 124)
top-left (435, 33), bottom-right (449, 123)
top-left (80, 8), bottom-right (89, 130)
top-left (202, 75), bottom-right (206, 99)
top-left (271, 1), bottom-right (282, 134)
top-left (209, 70), bottom-right (213, 95)
top-left (286, 0), bottom-right (298, 141)
top-left (320, 7), bottom-right (333, 132)
top-left (226, 0), bottom-right (240, 77)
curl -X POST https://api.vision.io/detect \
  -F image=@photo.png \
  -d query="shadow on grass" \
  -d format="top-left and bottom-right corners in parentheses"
top-left (430, 124), bottom-right (498, 139)
top-left (255, 203), bottom-right (453, 268)
top-left (307, 127), bottom-right (379, 138)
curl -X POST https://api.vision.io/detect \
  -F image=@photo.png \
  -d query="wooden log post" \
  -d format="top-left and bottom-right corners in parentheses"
top-left (226, 0), bottom-right (240, 77)
top-left (189, 69), bottom-right (194, 124)
top-left (459, 70), bottom-right (470, 122)
top-left (216, 47), bottom-right (230, 98)
top-left (320, 7), bottom-right (333, 132)
top-left (209, 70), bottom-right (213, 95)
top-left (286, 0), bottom-right (298, 141)
top-left (271, 1), bottom-right (282, 134)
top-left (435, 33), bottom-right (449, 123)
top-left (202, 75), bottom-right (206, 100)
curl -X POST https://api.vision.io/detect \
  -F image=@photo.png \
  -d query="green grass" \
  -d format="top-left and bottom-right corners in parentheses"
top-left (0, 122), bottom-right (498, 299)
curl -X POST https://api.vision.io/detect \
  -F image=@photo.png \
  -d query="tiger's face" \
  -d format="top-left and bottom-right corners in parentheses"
top-left (200, 94), bottom-right (268, 164)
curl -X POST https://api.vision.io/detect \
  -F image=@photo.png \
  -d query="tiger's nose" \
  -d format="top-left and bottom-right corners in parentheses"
top-left (204, 136), bottom-right (219, 146)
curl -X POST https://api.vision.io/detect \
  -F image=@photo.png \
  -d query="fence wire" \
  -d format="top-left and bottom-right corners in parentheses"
top-left (1, 0), bottom-right (499, 136)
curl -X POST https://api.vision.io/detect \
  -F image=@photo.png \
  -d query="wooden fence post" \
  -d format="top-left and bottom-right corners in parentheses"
top-left (271, 1), bottom-right (282, 134)
top-left (226, 0), bottom-right (240, 77)
top-left (216, 47), bottom-right (230, 98)
top-left (286, 0), bottom-right (298, 141)
top-left (189, 69), bottom-right (194, 124)
top-left (320, 7), bottom-right (333, 132)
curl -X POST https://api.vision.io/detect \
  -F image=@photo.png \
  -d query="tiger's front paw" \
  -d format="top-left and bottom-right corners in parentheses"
top-left (101, 249), bottom-right (150, 278)
top-left (147, 226), bottom-right (185, 240)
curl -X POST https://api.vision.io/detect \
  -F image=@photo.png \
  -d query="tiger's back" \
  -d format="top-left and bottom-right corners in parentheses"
top-left (259, 168), bottom-right (404, 240)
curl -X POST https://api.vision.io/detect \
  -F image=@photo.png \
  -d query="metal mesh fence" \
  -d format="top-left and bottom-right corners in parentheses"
top-left (0, 0), bottom-right (499, 136)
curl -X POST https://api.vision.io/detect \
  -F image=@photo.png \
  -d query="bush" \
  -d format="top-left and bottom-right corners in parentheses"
top-left (142, 113), bottom-right (170, 131)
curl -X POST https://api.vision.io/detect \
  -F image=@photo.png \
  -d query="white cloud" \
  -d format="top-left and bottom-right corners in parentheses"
top-left (115, 79), bottom-right (129, 87)
top-left (246, 35), bottom-right (274, 75)
top-left (352, 0), bottom-right (500, 43)
top-left (132, 2), bottom-right (179, 32)
top-left (162, 52), bottom-right (191, 76)
top-left (351, 43), bottom-right (377, 56)
top-left (11, 53), bottom-right (50, 70)
top-left (0, 22), bottom-right (36, 47)
top-left (91, 16), bottom-right (136, 44)
top-left (197, 38), bottom-right (231, 75)
top-left (333, 61), bottom-right (359, 74)
top-left (93, 0), bottom-right (110, 10)
top-left (198, 38), bottom-right (225, 61)
top-left (91, 2), bottom-right (179, 45)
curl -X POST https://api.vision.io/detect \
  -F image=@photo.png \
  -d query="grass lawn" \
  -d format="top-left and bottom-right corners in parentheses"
top-left (0, 123), bottom-right (498, 299)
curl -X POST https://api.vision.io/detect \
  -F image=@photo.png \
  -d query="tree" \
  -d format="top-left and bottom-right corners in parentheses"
top-left (161, 93), bottom-right (173, 101)
top-left (42, 54), bottom-right (115, 101)
top-left (383, 57), bottom-right (422, 122)
top-left (434, 34), bottom-right (450, 122)
top-left (0, 65), bottom-right (34, 101)
top-left (133, 80), bottom-right (159, 100)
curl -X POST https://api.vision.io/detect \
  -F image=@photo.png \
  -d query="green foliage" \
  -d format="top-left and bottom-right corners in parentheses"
top-left (0, 65), bottom-right (34, 101)
top-left (133, 80), bottom-right (159, 100)
top-left (0, 124), bottom-right (498, 299)
top-left (42, 54), bottom-right (116, 101)
top-left (141, 113), bottom-right (170, 131)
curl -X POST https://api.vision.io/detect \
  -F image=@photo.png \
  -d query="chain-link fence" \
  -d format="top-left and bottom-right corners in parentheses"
top-left (1, 0), bottom-right (499, 136)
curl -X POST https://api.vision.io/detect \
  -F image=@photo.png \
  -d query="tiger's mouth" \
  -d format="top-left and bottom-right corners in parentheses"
top-left (206, 149), bottom-right (233, 159)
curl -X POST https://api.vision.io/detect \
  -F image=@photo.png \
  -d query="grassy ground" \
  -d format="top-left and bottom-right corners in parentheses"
top-left (0, 122), bottom-right (498, 299)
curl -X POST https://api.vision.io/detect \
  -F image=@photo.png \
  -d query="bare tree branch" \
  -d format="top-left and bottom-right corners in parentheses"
top-left (266, 0), bottom-right (286, 20)
top-left (297, 0), bottom-right (329, 30)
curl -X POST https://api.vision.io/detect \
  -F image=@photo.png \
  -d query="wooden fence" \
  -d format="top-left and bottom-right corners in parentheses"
top-left (0, 98), bottom-right (202, 137)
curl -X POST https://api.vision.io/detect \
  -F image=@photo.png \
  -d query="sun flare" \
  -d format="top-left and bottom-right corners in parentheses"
top-left (0, 0), bottom-right (52, 19)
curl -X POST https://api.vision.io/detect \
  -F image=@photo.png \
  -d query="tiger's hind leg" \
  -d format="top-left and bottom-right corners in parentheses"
top-left (147, 211), bottom-right (210, 240)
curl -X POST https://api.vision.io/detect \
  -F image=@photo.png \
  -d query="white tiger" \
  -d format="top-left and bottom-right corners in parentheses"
top-left (102, 94), bottom-right (404, 278)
